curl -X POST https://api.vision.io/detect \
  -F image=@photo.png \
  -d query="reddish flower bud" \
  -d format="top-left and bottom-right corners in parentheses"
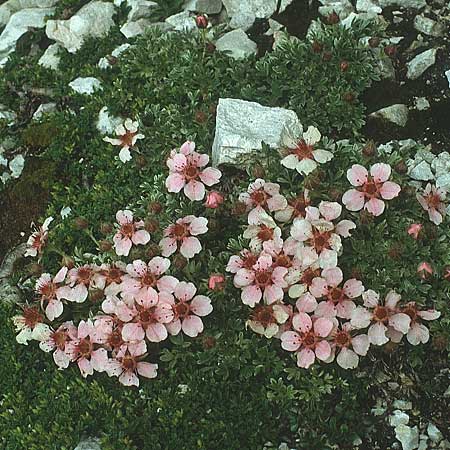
top-left (340, 60), bottom-right (349, 72)
top-left (205, 191), bottom-right (224, 209)
top-left (312, 40), bottom-right (323, 53)
top-left (208, 274), bottom-right (226, 291)
top-left (322, 50), bottom-right (332, 61)
top-left (407, 223), bottom-right (422, 240)
top-left (145, 218), bottom-right (159, 233)
top-left (136, 155), bottom-right (147, 168)
top-left (368, 37), bottom-right (381, 48)
top-left (29, 263), bottom-right (43, 276)
top-left (106, 55), bottom-right (118, 65)
top-left (327, 11), bottom-right (339, 24)
top-left (362, 140), bottom-right (377, 157)
top-left (384, 45), bottom-right (397, 58)
top-left (252, 164), bottom-right (265, 179)
top-left (100, 222), bottom-right (113, 234)
top-left (432, 334), bottom-right (448, 351)
top-left (417, 261), bottom-right (433, 280)
top-left (61, 255), bottom-right (75, 269)
top-left (394, 160), bottom-right (408, 174)
top-left (205, 42), bottom-right (216, 53)
top-left (388, 243), bottom-right (403, 260)
top-left (148, 201), bottom-right (163, 214)
top-left (359, 210), bottom-right (374, 225)
top-left (146, 243), bottom-right (161, 258)
top-left (90, 289), bottom-right (104, 303)
top-left (99, 240), bottom-right (113, 252)
top-left (195, 14), bottom-right (208, 29)
top-left (202, 335), bottom-right (216, 349)
top-left (443, 266), bottom-right (450, 281)
top-left (173, 254), bottom-right (188, 270)
top-left (195, 110), bottom-right (207, 124)
top-left (74, 217), bottom-right (88, 230)
top-left (343, 91), bottom-right (355, 103)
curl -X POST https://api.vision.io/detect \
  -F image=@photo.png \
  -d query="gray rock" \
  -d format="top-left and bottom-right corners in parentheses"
top-left (9, 154), bottom-right (24, 178)
top-left (390, 410), bottom-right (410, 427)
top-left (69, 77), bottom-right (103, 95)
top-left (96, 106), bottom-right (122, 135)
top-left (414, 15), bottom-right (445, 37)
top-left (395, 425), bottom-right (419, 450)
top-left (318, 0), bottom-right (354, 19)
top-left (375, 50), bottom-right (396, 80)
top-left (0, 105), bottom-right (17, 124)
top-left (406, 48), bottom-right (437, 80)
top-left (427, 423), bottom-right (443, 443)
top-left (46, 1), bottom-right (116, 53)
top-left (279, 0), bottom-right (294, 13)
top-left (38, 43), bottom-right (61, 70)
top-left (212, 98), bottom-right (301, 166)
top-left (356, 0), bottom-right (382, 13)
top-left (223, 0), bottom-right (278, 29)
top-left (74, 437), bottom-right (102, 450)
top-left (120, 19), bottom-right (153, 38)
top-left (445, 70), bottom-right (450, 88)
top-left (127, 0), bottom-right (158, 21)
top-left (215, 29), bottom-right (256, 59)
top-left (431, 151), bottom-right (450, 178)
top-left (98, 43), bottom-right (131, 67)
top-left (0, 7), bottom-right (55, 66)
top-left (33, 102), bottom-right (57, 120)
top-left (184, 0), bottom-right (223, 14)
top-left (369, 104), bottom-right (409, 127)
top-left (393, 400), bottom-right (413, 410)
top-left (0, 243), bottom-right (26, 305)
top-left (165, 10), bottom-right (197, 31)
top-left (378, 0), bottom-right (426, 8)
top-left (409, 160), bottom-right (434, 181)
top-left (414, 97), bottom-right (430, 110)
top-left (0, 0), bottom-right (58, 26)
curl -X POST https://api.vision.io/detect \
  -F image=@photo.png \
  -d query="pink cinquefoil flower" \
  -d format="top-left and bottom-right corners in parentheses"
top-left (116, 289), bottom-right (174, 343)
top-left (290, 202), bottom-right (356, 269)
top-left (24, 216), bottom-right (53, 257)
top-left (38, 321), bottom-right (77, 369)
top-left (281, 314), bottom-right (333, 369)
top-left (416, 183), bottom-right (447, 225)
top-left (113, 210), bottom-right (150, 257)
top-left (342, 163), bottom-right (401, 216)
top-left (407, 223), bottom-right (423, 240)
top-left (233, 253), bottom-right (288, 307)
top-left (281, 125), bottom-right (333, 175)
top-left (399, 302), bottom-right (440, 345)
top-left (91, 262), bottom-right (126, 298)
top-left (328, 322), bottom-right (370, 369)
top-left (64, 265), bottom-right (96, 303)
top-left (243, 213), bottom-right (283, 254)
top-left (205, 191), bottom-right (224, 208)
top-left (351, 290), bottom-right (411, 345)
top-left (106, 341), bottom-right (158, 386)
top-left (13, 306), bottom-right (49, 345)
top-left (275, 190), bottom-right (311, 223)
top-left (239, 179), bottom-right (287, 225)
top-left (93, 315), bottom-right (126, 353)
top-left (35, 267), bottom-right (69, 321)
top-left (160, 215), bottom-right (208, 259)
top-left (165, 282), bottom-right (213, 337)
top-left (121, 258), bottom-right (178, 303)
top-left (103, 118), bottom-right (144, 163)
top-left (310, 267), bottom-right (364, 319)
top-left (65, 320), bottom-right (108, 377)
top-left (226, 250), bottom-right (259, 275)
top-left (247, 303), bottom-right (290, 338)
top-left (165, 141), bottom-right (221, 201)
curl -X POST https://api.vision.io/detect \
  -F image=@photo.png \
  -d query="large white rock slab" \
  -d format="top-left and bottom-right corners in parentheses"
top-left (69, 77), bottom-right (103, 95)
top-left (212, 98), bottom-right (301, 166)
top-left (38, 43), bottom-right (61, 70)
top-left (0, 0), bottom-right (58, 26)
top-left (215, 29), bottom-right (257, 59)
top-left (0, 7), bottom-right (55, 66)
top-left (46, 1), bottom-right (116, 53)
top-left (126, 0), bottom-right (158, 21)
top-left (165, 10), bottom-right (197, 31)
top-left (369, 104), bottom-right (409, 127)
top-left (184, 0), bottom-right (223, 14)
top-left (406, 48), bottom-right (437, 80)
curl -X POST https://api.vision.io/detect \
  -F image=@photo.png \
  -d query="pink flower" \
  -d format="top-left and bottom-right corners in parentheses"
top-left (120, 258), bottom-right (178, 303)
top-left (24, 216), bottom-right (53, 257)
top-left (399, 302), bottom-right (440, 345)
top-left (91, 262), bottom-right (126, 297)
top-left (226, 250), bottom-right (259, 274)
top-left (287, 265), bottom-right (322, 299)
top-left (165, 282), bottom-right (213, 337)
top-left (281, 125), bottom-right (333, 175)
top-left (233, 253), bottom-right (288, 307)
top-left (351, 290), bottom-right (411, 345)
top-left (13, 306), bottom-right (49, 345)
top-left (275, 190), bottom-right (311, 223)
top-left (247, 303), bottom-right (290, 338)
top-left (416, 183), bottom-right (447, 225)
top-left (35, 266), bottom-right (69, 321)
top-left (239, 179), bottom-right (287, 225)
top-left (310, 267), bottom-right (364, 319)
top-left (93, 315), bottom-right (127, 353)
top-left (165, 141), bottom-right (221, 201)
top-left (113, 210), bottom-right (150, 257)
top-left (281, 314), bottom-right (333, 369)
top-left (407, 223), bottom-right (423, 240)
top-left (106, 341), bottom-right (158, 386)
top-left (38, 321), bottom-right (77, 369)
top-left (208, 274), bottom-right (225, 291)
top-left (205, 191), bottom-right (224, 208)
top-left (417, 261), bottom-right (433, 280)
top-left (329, 322), bottom-right (370, 369)
top-left (103, 118), bottom-right (144, 163)
top-left (65, 320), bottom-right (108, 377)
top-left (160, 215), bottom-right (208, 259)
top-left (342, 163), bottom-right (401, 216)
top-left (64, 265), bottom-right (96, 303)
top-left (116, 288), bottom-right (174, 343)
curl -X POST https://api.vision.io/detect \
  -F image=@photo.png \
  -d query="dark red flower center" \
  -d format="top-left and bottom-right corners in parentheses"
top-left (184, 165), bottom-right (199, 180)
top-left (174, 302), bottom-right (190, 318)
top-left (290, 194), bottom-right (309, 218)
top-left (257, 225), bottom-right (274, 241)
top-left (77, 267), bottom-right (93, 285)
top-left (52, 330), bottom-right (69, 350)
top-left (121, 130), bottom-right (136, 148)
top-left (302, 331), bottom-right (316, 347)
top-left (121, 354), bottom-right (137, 371)
top-left (120, 222), bottom-right (136, 237)
top-left (141, 272), bottom-right (157, 287)
top-left (274, 253), bottom-right (292, 268)
top-left (251, 305), bottom-right (275, 327)
top-left (40, 281), bottom-right (56, 299)
top-left (425, 192), bottom-right (442, 209)
top-left (255, 270), bottom-right (272, 287)
top-left (373, 306), bottom-right (389, 322)
top-left (328, 287), bottom-right (346, 304)
top-left (107, 329), bottom-right (124, 349)
top-left (292, 139), bottom-right (314, 160)
top-left (300, 268), bottom-right (321, 286)
top-left (242, 253), bottom-right (258, 270)
top-left (309, 230), bottom-right (331, 252)
top-left (250, 189), bottom-right (268, 206)
top-left (359, 177), bottom-right (381, 199)
top-left (77, 338), bottom-right (93, 357)
top-left (335, 330), bottom-right (351, 347)
top-left (22, 307), bottom-right (43, 328)
top-left (172, 223), bottom-right (188, 239)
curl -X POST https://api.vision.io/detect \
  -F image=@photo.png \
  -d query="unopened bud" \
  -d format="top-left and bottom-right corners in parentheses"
top-left (74, 217), bottom-right (88, 230)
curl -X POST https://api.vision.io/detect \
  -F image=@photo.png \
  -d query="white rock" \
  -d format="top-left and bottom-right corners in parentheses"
top-left (0, 105), bottom-right (17, 124)
top-left (69, 77), bottom-right (103, 95)
top-left (414, 97), bottom-right (430, 110)
top-left (9, 154), bottom-right (25, 178)
top-left (184, 0), bottom-right (223, 14)
top-left (0, 7), bottom-right (55, 66)
top-left (406, 48), bottom-right (437, 80)
top-left (445, 70), bottom-right (450, 88)
top-left (120, 19), bottom-right (154, 38)
top-left (414, 15), bottom-right (444, 37)
top-left (390, 410), bottom-right (410, 427)
top-left (74, 437), bottom-right (102, 450)
top-left (427, 423), bottom-right (443, 443)
top-left (126, 0), bottom-right (158, 21)
top-left (46, 1), bottom-right (115, 53)
top-left (432, 152), bottom-right (450, 177)
top-left (318, 0), bottom-right (354, 19)
top-left (165, 10), bottom-right (197, 31)
top-left (409, 160), bottom-right (434, 181)
top-left (0, 0), bottom-right (58, 26)
top-left (395, 425), bottom-right (419, 450)
top-left (369, 104), bottom-right (409, 127)
top-left (393, 400), bottom-right (413, 410)
top-left (356, 0), bottom-right (382, 13)
top-left (60, 206), bottom-right (72, 219)
top-left (96, 106), bottom-right (122, 135)
top-left (33, 102), bottom-right (57, 120)
top-left (279, 0), bottom-right (294, 13)
top-left (38, 43), bottom-right (61, 70)
top-left (215, 29), bottom-right (257, 59)
top-left (212, 98), bottom-right (301, 166)
top-left (223, 0), bottom-right (278, 29)
top-left (378, 0), bottom-right (426, 7)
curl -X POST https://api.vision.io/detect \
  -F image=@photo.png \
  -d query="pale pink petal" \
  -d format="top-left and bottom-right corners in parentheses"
top-left (315, 340), bottom-right (331, 361)
top-left (241, 285), bottom-right (262, 307)
top-left (54, 267), bottom-right (68, 284)
top-left (319, 201), bottom-right (342, 221)
top-left (336, 347), bottom-right (359, 369)
top-left (292, 312), bottom-right (312, 333)
top-left (234, 268), bottom-right (255, 287)
top-left (314, 317), bottom-right (333, 337)
top-left (91, 348), bottom-right (108, 372)
top-left (297, 348), bottom-right (315, 368)
top-left (146, 323), bottom-right (168, 342)
top-left (174, 281), bottom-right (196, 301)
top-left (180, 141), bottom-right (195, 155)
top-left (184, 180), bottom-right (206, 201)
top-left (351, 334), bottom-right (369, 356)
top-left (389, 313), bottom-right (411, 334)
top-left (267, 194), bottom-right (288, 212)
top-left (188, 217), bottom-right (208, 235)
top-left (116, 210), bottom-right (133, 225)
top-left (122, 323), bottom-right (145, 341)
top-left (370, 163), bottom-right (391, 183)
top-left (190, 295), bottom-right (213, 316)
top-left (428, 208), bottom-right (443, 225)
top-left (318, 249), bottom-right (338, 269)
top-left (148, 256), bottom-right (170, 276)
top-left (407, 323), bottom-right (429, 345)
top-left (335, 220), bottom-right (356, 238)
top-left (368, 322), bottom-right (388, 345)
top-left (280, 331), bottom-right (302, 351)
top-left (351, 306), bottom-right (372, 329)
top-left (315, 301), bottom-right (336, 318)
top-left (347, 165), bottom-right (368, 186)
top-left (323, 267), bottom-right (343, 287)
top-left (291, 219), bottom-right (313, 241)
top-left (342, 189), bottom-right (365, 211)
top-left (114, 236), bottom-right (132, 256)
top-left (78, 358), bottom-right (93, 377)
top-left (296, 293), bottom-right (318, 313)
top-left (159, 237), bottom-right (177, 257)
top-left (365, 198), bottom-right (385, 216)
top-left (281, 154), bottom-right (300, 170)
top-left (119, 370), bottom-right (139, 387)
top-left (199, 167), bottom-right (221, 186)
top-left (385, 290), bottom-right (401, 308)
top-left (71, 284), bottom-right (88, 303)
top-left (157, 275), bottom-right (178, 293)
top-left (165, 319), bottom-right (181, 336)
top-left (343, 279), bottom-right (364, 298)
top-left (53, 349), bottom-right (70, 369)
top-left (131, 230), bottom-right (150, 245)
top-left (45, 299), bottom-right (63, 321)
top-left (310, 277), bottom-right (328, 298)
top-left (182, 315), bottom-right (204, 337)
top-left (296, 158), bottom-right (317, 175)
top-left (362, 290), bottom-right (379, 307)
top-left (263, 285), bottom-right (284, 304)
top-left (166, 173), bottom-right (186, 193)
top-left (379, 181), bottom-right (401, 200)
top-left (336, 300), bottom-right (356, 319)
top-left (417, 309), bottom-right (440, 321)
top-left (137, 362), bottom-right (158, 379)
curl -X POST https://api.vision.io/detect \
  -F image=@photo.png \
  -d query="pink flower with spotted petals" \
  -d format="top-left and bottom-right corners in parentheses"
top-left (416, 183), bottom-right (447, 225)
top-left (310, 267), bottom-right (364, 319)
top-left (342, 163), bottom-right (401, 216)
top-left (243, 216), bottom-right (283, 254)
top-left (91, 262), bottom-right (126, 298)
top-left (275, 190), bottom-right (311, 223)
top-left (165, 282), bottom-right (213, 338)
top-left (63, 265), bottom-right (96, 303)
top-left (35, 266), bottom-right (69, 321)
top-left (93, 315), bottom-right (127, 353)
top-left (121, 257), bottom-right (178, 303)
top-left (65, 320), bottom-right (108, 378)
top-left (351, 290), bottom-right (411, 345)
top-left (407, 223), bottom-right (423, 240)
top-left (24, 216), bottom-right (53, 257)
top-left (160, 215), bottom-right (208, 259)
top-left (13, 306), bottom-right (49, 345)
top-left (281, 314), bottom-right (333, 369)
top-left (226, 250), bottom-right (260, 274)
top-left (233, 253), bottom-right (288, 307)
top-left (239, 179), bottom-right (287, 225)
top-left (165, 141), bottom-right (221, 201)
top-left (328, 322), bottom-right (370, 369)
top-left (400, 302), bottom-right (440, 345)
top-left (113, 210), bottom-right (150, 257)
top-left (247, 303), bottom-right (290, 338)
top-left (106, 341), bottom-right (158, 386)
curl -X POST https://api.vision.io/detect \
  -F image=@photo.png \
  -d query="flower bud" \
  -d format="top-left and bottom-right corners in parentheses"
top-left (327, 11), bottom-right (339, 24)
top-left (107, 55), bottom-right (118, 65)
top-left (99, 240), bottom-right (113, 252)
top-left (195, 110), bottom-right (207, 124)
top-left (148, 201), bottom-right (163, 214)
top-left (195, 14), bottom-right (208, 29)
top-left (202, 335), bottom-right (216, 349)
top-left (208, 274), bottom-right (225, 291)
top-left (205, 42), bottom-right (216, 53)
top-left (384, 45), bottom-right (397, 58)
top-left (136, 155), bottom-right (147, 168)
top-left (145, 218), bottom-right (159, 233)
top-left (74, 217), bottom-right (88, 230)
top-left (205, 191), bottom-right (224, 209)
top-left (368, 37), bottom-right (381, 48)
top-left (29, 263), bottom-right (43, 276)
top-left (231, 201), bottom-right (248, 216)
top-left (312, 40), bottom-right (323, 53)
top-left (61, 255), bottom-right (75, 269)
top-left (343, 91), bottom-right (355, 103)
top-left (100, 222), bottom-right (113, 234)
top-left (362, 140), bottom-right (376, 157)
top-left (146, 243), bottom-right (161, 259)
top-left (359, 210), bottom-right (374, 225)
top-left (90, 289), bottom-right (104, 303)
top-left (329, 188), bottom-right (342, 202)
top-left (432, 334), bottom-right (448, 351)
top-left (417, 261), bottom-right (433, 280)
top-left (173, 254), bottom-right (187, 270)
top-left (443, 266), bottom-right (450, 281)
top-left (322, 51), bottom-right (332, 61)
top-left (340, 60), bottom-right (349, 72)
top-left (407, 223), bottom-right (422, 240)
top-left (394, 160), bottom-right (408, 174)
top-left (388, 243), bottom-right (403, 260)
